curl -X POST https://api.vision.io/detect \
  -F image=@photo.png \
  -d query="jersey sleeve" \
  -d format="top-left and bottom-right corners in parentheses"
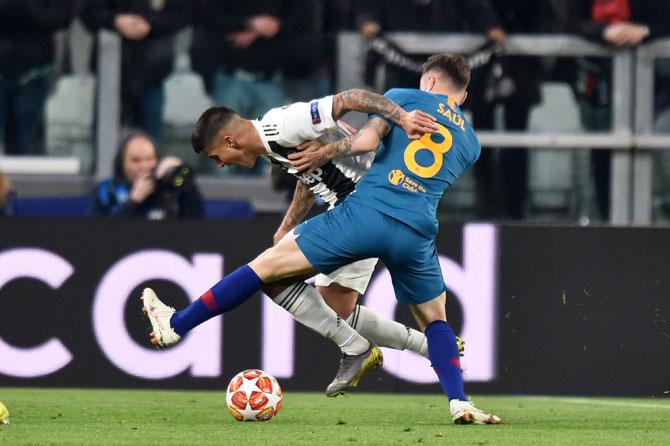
top-left (368, 88), bottom-right (413, 124)
top-left (278, 95), bottom-right (337, 146)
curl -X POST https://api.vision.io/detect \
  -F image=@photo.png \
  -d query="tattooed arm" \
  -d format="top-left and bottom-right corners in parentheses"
top-left (288, 118), bottom-right (390, 173)
top-left (331, 89), bottom-right (436, 140)
top-left (323, 118), bottom-right (390, 159)
top-left (273, 181), bottom-right (317, 245)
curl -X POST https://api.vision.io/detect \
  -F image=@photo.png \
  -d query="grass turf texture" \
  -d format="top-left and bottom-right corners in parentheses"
top-left (0, 388), bottom-right (669, 445)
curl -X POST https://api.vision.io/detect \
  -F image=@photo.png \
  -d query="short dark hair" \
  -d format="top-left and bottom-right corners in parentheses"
top-left (422, 53), bottom-right (471, 91)
top-left (191, 106), bottom-right (238, 154)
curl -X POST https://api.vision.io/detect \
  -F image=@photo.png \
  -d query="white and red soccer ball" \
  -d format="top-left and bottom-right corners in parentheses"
top-left (226, 369), bottom-right (283, 422)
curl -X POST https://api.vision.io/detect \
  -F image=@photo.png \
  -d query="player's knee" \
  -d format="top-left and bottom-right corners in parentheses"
top-left (333, 302), bottom-right (356, 320)
top-left (419, 307), bottom-right (446, 324)
top-left (248, 247), bottom-right (281, 282)
top-left (338, 296), bottom-right (358, 320)
top-left (411, 294), bottom-right (447, 329)
top-left (319, 284), bottom-right (358, 319)
top-left (260, 281), bottom-right (288, 299)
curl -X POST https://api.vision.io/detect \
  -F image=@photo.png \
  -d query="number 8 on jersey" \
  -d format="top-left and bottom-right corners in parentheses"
top-left (403, 123), bottom-right (453, 179)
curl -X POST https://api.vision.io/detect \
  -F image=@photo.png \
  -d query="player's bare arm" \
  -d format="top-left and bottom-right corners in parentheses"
top-left (288, 118), bottom-right (390, 174)
top-left (273, 181), bottom-right (316, 244)
top-left (332, 89), bottom-right (436, 140)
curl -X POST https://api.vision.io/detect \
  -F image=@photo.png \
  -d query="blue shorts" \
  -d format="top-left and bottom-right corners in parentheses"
top-left (294, 200), bottom-right (446, 305)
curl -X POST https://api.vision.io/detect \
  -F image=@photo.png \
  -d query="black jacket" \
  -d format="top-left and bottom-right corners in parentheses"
top-left (471, 0), bottom-right (546, 109)
top-left (190, 0), bottom-right (282, 82)
top-left (80, 0), bottom-right (192, 38)
top-left (0, 0), bottom-right (78, 73)
top-left (355, 0), bottom-right (500, 33)
top-left (81, 0), bottom-right (193, 88)
top-left (192, 0), bottom-right (331, 81)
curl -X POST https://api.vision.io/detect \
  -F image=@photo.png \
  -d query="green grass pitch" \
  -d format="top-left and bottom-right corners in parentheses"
top-left (0, 388), bottom-right (669, 445)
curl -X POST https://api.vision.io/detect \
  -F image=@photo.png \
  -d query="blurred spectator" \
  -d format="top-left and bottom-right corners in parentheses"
top-left (317, 0), bottom-right (359, 89)
top-left (93, 130), bottom-right (204, 219)
top-left (190, 0), bottom-right (284, 175)
top-left (563, 0), bottom-right (670, 221)
top-left (0, 169), bottom-right (16, 217)
top-left (0, 1), bottom-right (78, 154)
top-left (190, 1), bottom-right (285, 117)
top-left (81, 0), bottom-right (193, 142)
top-left (355, 0), bottom-right (502, 90)
top-left (323, 0), bottom-right (356, 35)
top-left (468, 0), bottom-right (547, 220)
top-left (278, 0), bottom-right (332, 102)
top-left (356, 0), bottom-right (539, 219)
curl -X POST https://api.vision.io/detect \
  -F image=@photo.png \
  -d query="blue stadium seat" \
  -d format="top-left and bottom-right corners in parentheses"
top-left (16, 196), bottom-right (93, 217)
top-left (204, 200), bottom-right (255, 219)
top-left (14, 196), bottom-right (254, 219)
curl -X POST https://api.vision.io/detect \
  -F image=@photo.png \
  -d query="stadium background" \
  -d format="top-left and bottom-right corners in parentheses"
top-left (0, 0), bottom-right (669, 407)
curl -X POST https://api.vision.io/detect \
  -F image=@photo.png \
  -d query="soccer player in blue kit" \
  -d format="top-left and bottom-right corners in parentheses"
top-left (144, 53), bottom-right (501, 424)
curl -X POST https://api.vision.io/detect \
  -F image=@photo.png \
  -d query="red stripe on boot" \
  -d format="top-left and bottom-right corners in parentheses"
top-left (450, 358), bottom-right (462, 370)
top-left (201, 290), bottom-right (218, 311)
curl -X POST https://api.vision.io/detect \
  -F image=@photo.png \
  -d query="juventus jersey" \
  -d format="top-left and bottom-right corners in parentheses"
top-left (251, 95), bottom-right (373, 208)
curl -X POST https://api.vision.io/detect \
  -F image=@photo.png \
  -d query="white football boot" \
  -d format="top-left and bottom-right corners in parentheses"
top-left (450, 400), bottom-right (502, 425)
top-left (141, 288), bottom-right (181, 348)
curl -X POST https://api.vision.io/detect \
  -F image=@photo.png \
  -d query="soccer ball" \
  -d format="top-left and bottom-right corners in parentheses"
top-left (226, 369), bottom-right (282, 422)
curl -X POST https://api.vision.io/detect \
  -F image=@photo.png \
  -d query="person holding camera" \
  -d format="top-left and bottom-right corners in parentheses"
top-left (93, 130), bottom-right (204, 219)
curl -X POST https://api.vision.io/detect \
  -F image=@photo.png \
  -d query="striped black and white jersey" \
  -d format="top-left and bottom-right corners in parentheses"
top-left (251, 95), bottom-right (373, 209)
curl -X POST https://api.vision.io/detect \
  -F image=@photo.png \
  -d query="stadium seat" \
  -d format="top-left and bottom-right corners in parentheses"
top-left (527, 82), bottom-right (584, 215)
top-left (15, 196), bottom-right (92, 217)
top-left (163, 71), bottom-right (213, 128)
top-left (655, 110), bottom-right (670, 132)
top-left (14, 196), bottom-right (253, 219)
top-left (161, 70), bottom-right (213, 166)
top-left (653, 110), bottom-right (670, 221)
top-left (45, 74), bottom-right (96, 172)
top-left (204, 200), bottom-right (255, 219)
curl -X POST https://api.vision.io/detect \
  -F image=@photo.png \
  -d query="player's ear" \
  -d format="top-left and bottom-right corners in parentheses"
top-left (458, 91), bottom-right (468, 106)
top-left (224, 135), bottom-right (236, 149)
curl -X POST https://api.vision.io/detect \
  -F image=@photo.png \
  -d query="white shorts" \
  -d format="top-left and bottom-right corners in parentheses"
top-left (314, 258), bottom-right (379, 295)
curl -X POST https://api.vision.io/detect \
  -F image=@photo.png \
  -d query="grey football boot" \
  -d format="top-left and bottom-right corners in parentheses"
top-left (325, 343), bottom-right (383, 397)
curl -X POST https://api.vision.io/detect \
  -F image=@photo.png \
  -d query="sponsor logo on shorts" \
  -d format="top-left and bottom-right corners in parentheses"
top-left (310, 102), bottom-right (321, 124)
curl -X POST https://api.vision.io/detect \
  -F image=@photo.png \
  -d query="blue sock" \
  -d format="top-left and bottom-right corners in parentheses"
top-left (425, 320), bottom-right (468, 401)
top-left (170, 264), bottom-right (262, 336)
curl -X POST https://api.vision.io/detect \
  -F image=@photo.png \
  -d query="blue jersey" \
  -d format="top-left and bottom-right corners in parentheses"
top-left (347, 88), bottom-right (481, 238)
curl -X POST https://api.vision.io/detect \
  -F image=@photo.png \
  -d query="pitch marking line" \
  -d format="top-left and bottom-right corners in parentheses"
top-left (520, 396), bottom-right (670, 410)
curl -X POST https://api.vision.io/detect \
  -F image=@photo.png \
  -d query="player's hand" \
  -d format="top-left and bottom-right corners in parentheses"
top-left (129, 173), bottom-right (155, 203)
top-left (288, 140), bottom-right (330, 174)
top-left (399, 110), bottom-right (438, 140)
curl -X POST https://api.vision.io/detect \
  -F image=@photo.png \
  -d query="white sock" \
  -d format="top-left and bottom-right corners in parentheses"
top-left (274, 282), bottom-right (370, 355)
top-left (346, 305), bottom-right (428, 358)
